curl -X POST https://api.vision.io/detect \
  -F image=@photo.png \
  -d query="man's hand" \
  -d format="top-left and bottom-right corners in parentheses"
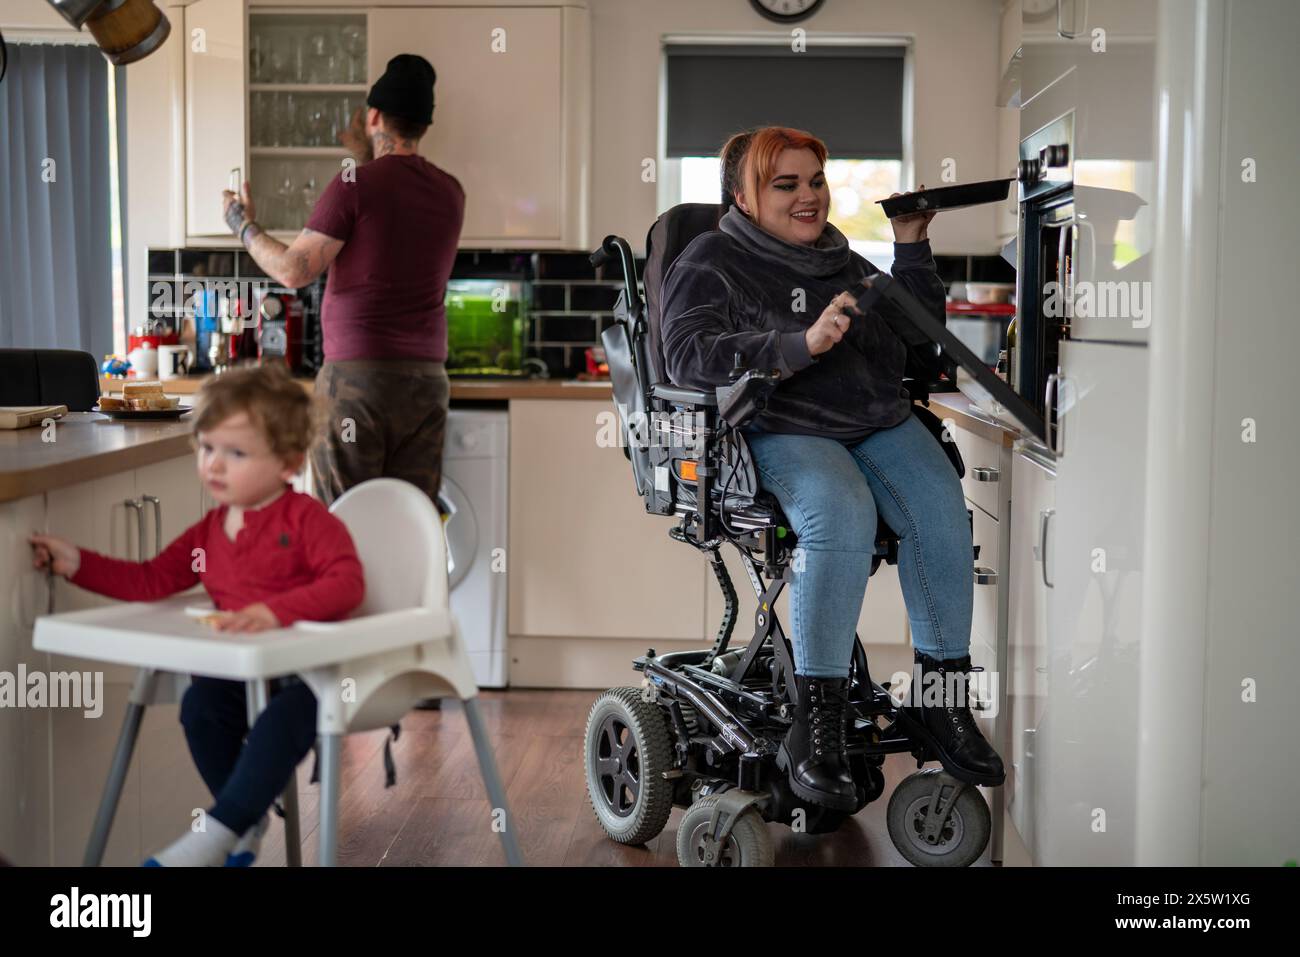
top-left (887, 183), bottom-right (939, 243)
top-left (29, 533), bottom-right (80, 579)
top-left (339, 106), bottom-right (373, 165)
top-left (221, 181), bottom-right (258, 236)
top-left (211, 602), bottom-right (281, 633)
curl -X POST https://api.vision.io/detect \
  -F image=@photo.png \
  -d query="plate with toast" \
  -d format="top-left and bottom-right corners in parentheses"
top-left (95, 381), bottom-right (190, 419)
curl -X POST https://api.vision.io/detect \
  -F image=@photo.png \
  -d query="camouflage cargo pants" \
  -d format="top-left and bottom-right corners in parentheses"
top-left (310, 359), bottom-right (450, 513)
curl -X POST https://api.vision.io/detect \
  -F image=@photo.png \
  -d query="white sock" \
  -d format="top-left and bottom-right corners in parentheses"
top-left (144, 818), bottom-right (239, 867)
top-left (225, 815), bottom-right (270, 867)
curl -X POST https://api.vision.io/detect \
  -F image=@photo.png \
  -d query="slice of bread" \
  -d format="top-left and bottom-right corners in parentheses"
top-left (97, 396), bottom-right (127, 411)
top-left (128, 394), bottom-right (178, 411)
top-left (123, 380), bottom-right (164, 399)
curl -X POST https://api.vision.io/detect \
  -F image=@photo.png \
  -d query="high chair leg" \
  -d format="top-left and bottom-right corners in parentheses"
top-left (317, 733), bottom-right (342, 866)
top-left (281, 779), bottom-right (302, 867)
top-left (84, 667), bottom-right (156, 867)
top-left (463, 697), bottom-right (524, 867)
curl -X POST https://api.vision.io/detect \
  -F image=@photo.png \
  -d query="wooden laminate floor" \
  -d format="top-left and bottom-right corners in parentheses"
top-left (255, 688), bottom-right (1014, 867)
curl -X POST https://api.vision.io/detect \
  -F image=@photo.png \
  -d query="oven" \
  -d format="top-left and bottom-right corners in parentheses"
top-left (1013, 110), bottom-right (1075, 450)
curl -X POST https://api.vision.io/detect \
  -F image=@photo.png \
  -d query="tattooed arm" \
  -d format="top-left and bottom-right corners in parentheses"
top-left (242, 227), bottom-right (344, 289)
top-left (222, 182), bottom-right (344, 288)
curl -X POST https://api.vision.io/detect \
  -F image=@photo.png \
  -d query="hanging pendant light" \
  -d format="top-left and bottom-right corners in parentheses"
top-left (44, 0), bottom-right (171, 66)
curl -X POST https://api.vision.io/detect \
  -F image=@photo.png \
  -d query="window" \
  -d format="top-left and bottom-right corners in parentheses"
top-left (663, 41), bottom-right (907, 259)
top-left (678, 155), bottom-right (902, 257)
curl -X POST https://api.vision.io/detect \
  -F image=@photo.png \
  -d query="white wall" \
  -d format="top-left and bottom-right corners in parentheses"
top-left (2, 0), bottom-right (1007, 335)
top-left (588, 0), bottom-right (1005, 254)
top-left (0, 0), bottom-right (77, 34)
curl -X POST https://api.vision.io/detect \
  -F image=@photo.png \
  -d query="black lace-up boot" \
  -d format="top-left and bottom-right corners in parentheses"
top-left (900, 649), bottom-right (1006, 786)
top-left (776, 674), bottom-right (857, 811)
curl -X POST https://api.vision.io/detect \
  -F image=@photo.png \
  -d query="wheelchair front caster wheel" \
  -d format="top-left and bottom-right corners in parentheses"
top-left (584, 688), bottom-right (675, 845)
top-left (886, 767), bottom-right (991, 867)
top-left (676, 797), bottom-right (773, 867)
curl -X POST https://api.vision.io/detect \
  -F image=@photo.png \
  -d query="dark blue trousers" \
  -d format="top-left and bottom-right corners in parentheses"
top-left (178, 676), bottom-right (318, 835)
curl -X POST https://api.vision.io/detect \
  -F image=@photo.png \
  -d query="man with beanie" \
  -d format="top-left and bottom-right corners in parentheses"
top-left (221, 53), bottom-right (465, 513)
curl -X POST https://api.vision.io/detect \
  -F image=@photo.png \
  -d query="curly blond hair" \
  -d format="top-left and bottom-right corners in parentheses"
top-left (191, 363), bottom-right (321, 459)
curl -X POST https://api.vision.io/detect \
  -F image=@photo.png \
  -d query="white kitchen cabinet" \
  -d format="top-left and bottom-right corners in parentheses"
top-left (1005, 446), bottom-right (1054, 862)
top-left (1033, 339), bottom-right (1147, 866)
top-left (0, 494), bottom-right (53, 866)
top-left (185, 0), bottom-right (250, 239)
top-left (42, 455), bottom-right (209, 865)
top-left (508, 398), bottom-right (705, 642)
top-left (367, 5), bottom-right (590, 248)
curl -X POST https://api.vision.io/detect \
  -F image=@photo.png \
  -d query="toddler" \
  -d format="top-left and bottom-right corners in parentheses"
top-left (31, 363), bottom-right (365, 866)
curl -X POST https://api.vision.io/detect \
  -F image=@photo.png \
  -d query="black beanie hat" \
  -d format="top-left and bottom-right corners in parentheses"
top-left (367, 54), bottom-right (436, 125)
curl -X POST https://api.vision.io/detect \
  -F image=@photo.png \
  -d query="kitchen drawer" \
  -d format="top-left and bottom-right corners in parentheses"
top-left (969, 635), bottom-right (998, 740)
top-left (954, 428), bottom-right (1004, 521)
top-left (970, 505), bottom-right (1000, 650)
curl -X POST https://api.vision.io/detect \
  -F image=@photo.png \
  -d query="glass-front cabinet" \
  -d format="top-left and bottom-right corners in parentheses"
top-left (181, 1), bottom-right (590, 249)
top-left (248, 11), bottom-right (368, 236)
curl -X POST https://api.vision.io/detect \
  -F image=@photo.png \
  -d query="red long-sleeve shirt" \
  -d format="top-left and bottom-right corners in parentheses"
top-left (70, 488), bottom-right (365, 627)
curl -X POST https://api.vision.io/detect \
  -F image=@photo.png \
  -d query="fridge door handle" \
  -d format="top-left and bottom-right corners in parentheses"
top-left (1037, 508), bottom-right (1056, 588)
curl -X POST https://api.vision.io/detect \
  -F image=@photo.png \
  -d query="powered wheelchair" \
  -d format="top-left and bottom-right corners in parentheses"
top-left (582, 203), bottom-right (998, 867)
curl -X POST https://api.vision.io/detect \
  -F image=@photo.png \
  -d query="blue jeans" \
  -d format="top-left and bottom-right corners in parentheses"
top-left (742, 412), bottom-right (972, 677)
top-left (179, 676), bottom-right (318, 835)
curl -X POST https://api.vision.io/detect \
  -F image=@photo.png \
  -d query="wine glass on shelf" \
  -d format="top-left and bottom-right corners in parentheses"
top-left (275, 166), bottom-right (297, 230)
top-left (340, 23), bottom-right (365, 85)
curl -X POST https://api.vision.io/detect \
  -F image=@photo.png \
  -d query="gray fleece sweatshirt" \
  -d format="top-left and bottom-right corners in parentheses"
top-left (660, 206), bottom-right (947, 444)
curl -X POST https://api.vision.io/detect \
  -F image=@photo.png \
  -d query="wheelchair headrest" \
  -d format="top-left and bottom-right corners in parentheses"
top-left (642, 202), bottom-right (722, 386)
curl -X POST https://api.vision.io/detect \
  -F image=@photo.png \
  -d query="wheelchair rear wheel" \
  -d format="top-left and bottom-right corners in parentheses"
top-left (584, 688), bottom-right (675, 846)
top-left (676, 797), bottom-right (774, 867)
top-left (886, 768), bottom-right (991, 867)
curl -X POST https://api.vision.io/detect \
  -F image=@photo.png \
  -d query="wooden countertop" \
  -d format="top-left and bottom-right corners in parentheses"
top-left (101, 375), bottom-right (614, 402)
top-left (0, 411), bottom-right (196, 504)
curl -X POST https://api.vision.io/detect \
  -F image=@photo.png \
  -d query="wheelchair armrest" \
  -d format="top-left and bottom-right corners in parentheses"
top-left (652, 383), bottom-right (717, 407)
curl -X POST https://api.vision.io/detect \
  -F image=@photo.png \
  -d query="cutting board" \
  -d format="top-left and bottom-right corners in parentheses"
top-left (0, 405), bottom-right (68, 429)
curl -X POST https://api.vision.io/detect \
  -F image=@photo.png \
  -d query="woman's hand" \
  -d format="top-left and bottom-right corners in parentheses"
top-left (29, 533), bottom-right (80, 579)
top-left (887, 183), bottom-right (939, 243)
top-left (210, 602), bottom-right (282, 634)
top-left (805, 291), bottom-right (864, 357)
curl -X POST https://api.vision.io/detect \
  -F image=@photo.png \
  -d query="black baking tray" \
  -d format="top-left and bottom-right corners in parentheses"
top-left (877, 178), bottom-right (1014, 218)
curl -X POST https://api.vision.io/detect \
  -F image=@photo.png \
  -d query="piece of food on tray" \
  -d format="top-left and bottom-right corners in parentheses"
top-left (96, 396), bottom-right (128, 411)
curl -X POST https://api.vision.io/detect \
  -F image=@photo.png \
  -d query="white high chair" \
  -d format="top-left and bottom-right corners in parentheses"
top-left (33, 478), bottom-right (523, 867)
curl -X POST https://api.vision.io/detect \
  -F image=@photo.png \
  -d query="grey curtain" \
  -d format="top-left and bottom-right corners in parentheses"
top-left (0, 43), bottom-right (114, 359)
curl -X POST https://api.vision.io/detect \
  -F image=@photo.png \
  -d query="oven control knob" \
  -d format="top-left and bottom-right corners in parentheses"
top-left (1040, 143), bottom-right (1070, 168)
top-left (1018, 157), bottom-right (1042, 183)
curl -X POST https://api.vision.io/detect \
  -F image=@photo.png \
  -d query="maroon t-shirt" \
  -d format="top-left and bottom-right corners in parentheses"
top-left (306, 153), bottom-right (465, 361)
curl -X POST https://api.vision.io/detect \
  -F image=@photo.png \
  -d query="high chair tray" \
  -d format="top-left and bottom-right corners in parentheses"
top-left (33, 595), bottom-right (452, 681)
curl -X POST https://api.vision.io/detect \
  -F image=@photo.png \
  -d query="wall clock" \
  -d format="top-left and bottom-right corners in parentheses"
top-left (749, 0), bottom-right (826, 25)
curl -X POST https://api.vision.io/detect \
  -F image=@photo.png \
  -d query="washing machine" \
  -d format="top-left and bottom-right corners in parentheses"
top-left (436, 408), bottom-right (509, 688)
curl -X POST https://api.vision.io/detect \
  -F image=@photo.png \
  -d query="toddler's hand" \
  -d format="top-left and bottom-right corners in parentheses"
top-left (211, 602), bottom-right (282, 633)
top-left (30, 534), bottom-right (80, 578)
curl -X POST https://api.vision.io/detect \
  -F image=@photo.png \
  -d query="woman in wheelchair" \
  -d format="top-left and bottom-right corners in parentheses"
top-left (661, 126), bottom-right (1006, 813)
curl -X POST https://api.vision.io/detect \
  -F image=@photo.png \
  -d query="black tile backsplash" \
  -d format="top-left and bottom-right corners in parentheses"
top-left (149, 245), bottom-right (1015, 378)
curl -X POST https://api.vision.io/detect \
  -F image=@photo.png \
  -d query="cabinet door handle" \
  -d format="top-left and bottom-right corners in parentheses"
top-left (1057, 0), bottom-right (1086, 39)
top-left (142, 494), bottom-right (162, 558)
top-left (972, 466), bottom-right (1000, 482)
top-left (125, 499), bottom-right (145, 561)
top-left (974, 566), bottom-right (998, 585)
top-left (1036, 508), bottom-right (1055, 588)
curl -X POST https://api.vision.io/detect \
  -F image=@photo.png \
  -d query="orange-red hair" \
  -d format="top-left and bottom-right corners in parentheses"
top-left (730, 126), bottom-right (829, 219)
